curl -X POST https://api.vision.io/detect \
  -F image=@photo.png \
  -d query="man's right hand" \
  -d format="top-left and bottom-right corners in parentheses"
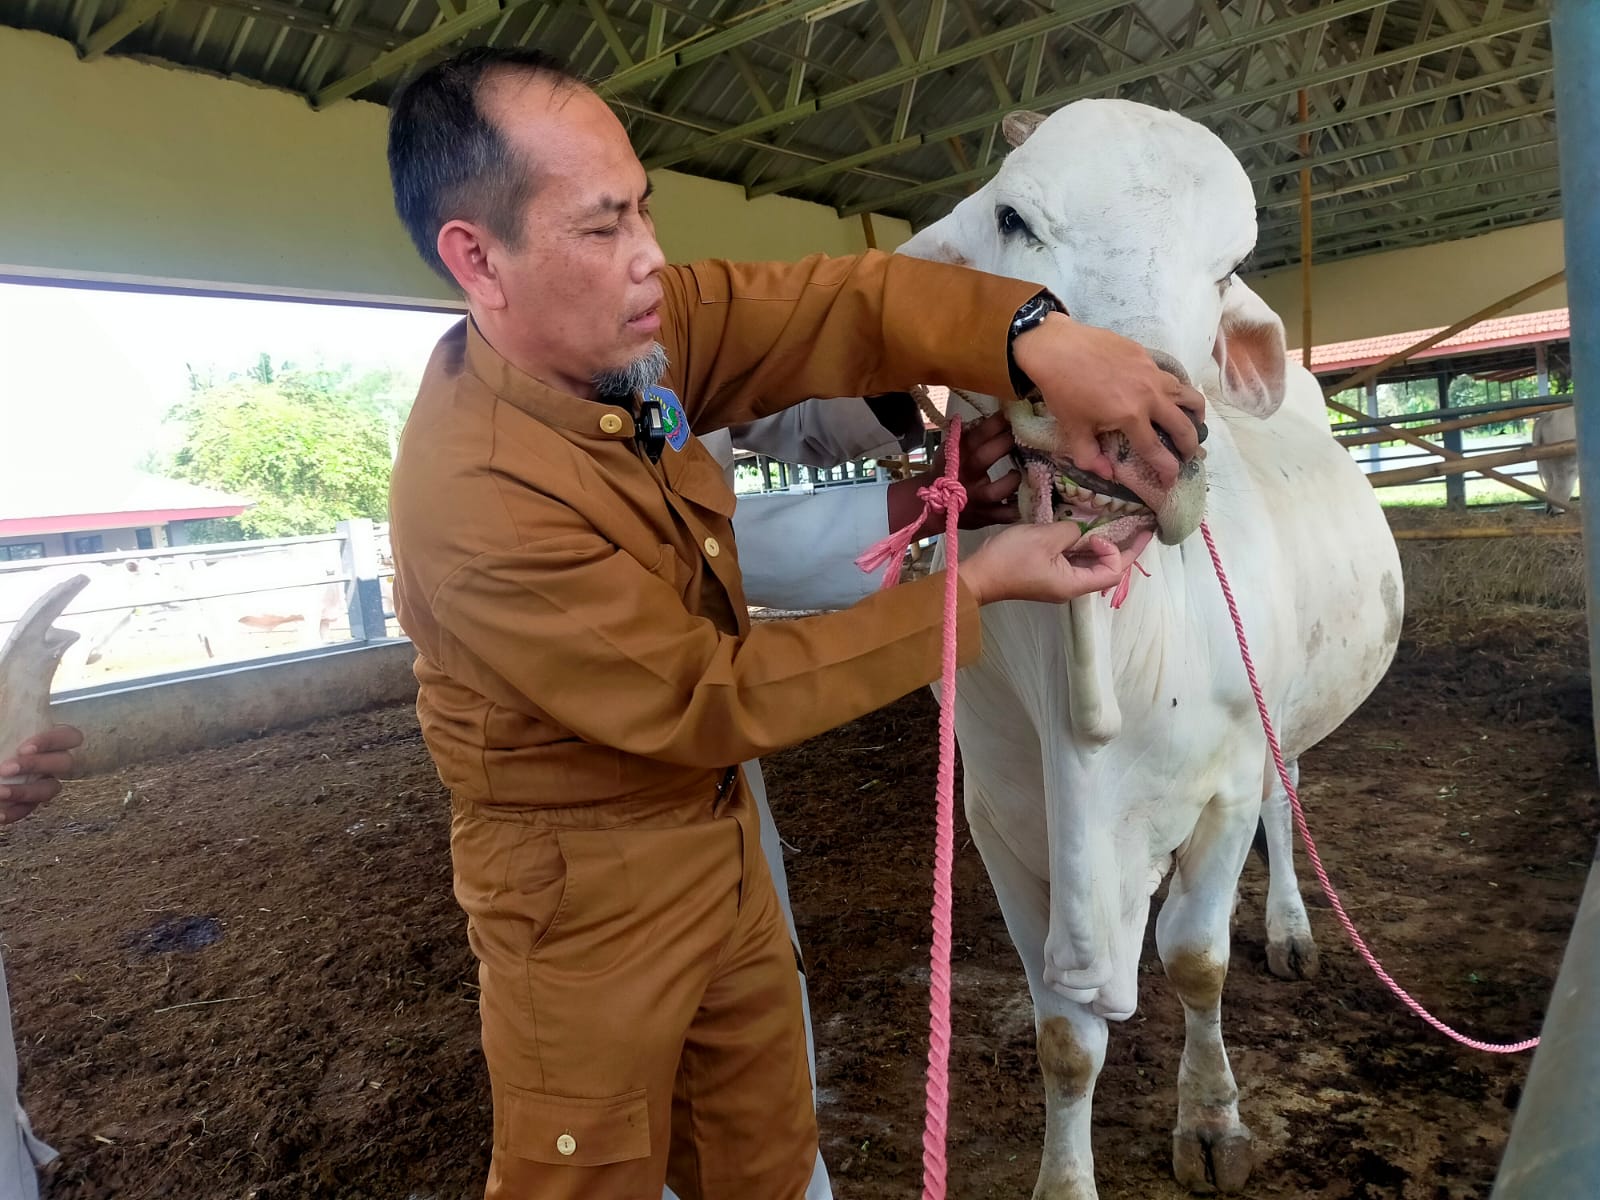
top-left (1011, 312), bottom-right (1204, 487)
top-left (960, 522), bottom-right (1128, 606)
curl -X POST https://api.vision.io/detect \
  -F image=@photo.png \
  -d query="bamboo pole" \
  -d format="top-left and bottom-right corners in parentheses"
top-left (1337, 400), bottom-right (1572, 447)
top-left (1327, 395), bottom-right (1561, 508)
top-left (1299, 89), bottom-right (1312, 369)
top-left (1367, 439), bottom-right (1575, 487)
top-left (1324, 268), bottom-right (1567, 397)
top-left (1391, 526), bottom-right (1583, 540)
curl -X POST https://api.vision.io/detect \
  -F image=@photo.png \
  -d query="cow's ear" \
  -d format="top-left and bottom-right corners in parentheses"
top-left (897, 218), bottom-right (970, 267)
top-left (1212, 277), bottom-right (1287, 418)
top-left (1002, 110), bottom-right (1048, 148)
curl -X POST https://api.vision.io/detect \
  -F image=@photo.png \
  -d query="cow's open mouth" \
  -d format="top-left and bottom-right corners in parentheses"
top-left (1014, 445), bottom-right (1157, 560)
top-left (1015, 447), bottom-right (1153, 516)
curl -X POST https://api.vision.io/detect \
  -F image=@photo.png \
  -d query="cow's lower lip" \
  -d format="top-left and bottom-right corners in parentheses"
top-left (1083, 515), bottom-right (1156, 556)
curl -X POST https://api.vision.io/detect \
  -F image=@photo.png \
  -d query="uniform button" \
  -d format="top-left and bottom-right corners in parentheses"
top-left (599, 413), bottom-right (624, 435)
top-left (556, 1133), bottom-right (576, 1157)
top-left (703, 536), bottom-right (720, 558)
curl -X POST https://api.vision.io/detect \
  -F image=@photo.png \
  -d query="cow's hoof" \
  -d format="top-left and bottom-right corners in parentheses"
top-left (1267, 932), bottom-right (1319, 980)
top-left (1172, 1127), bottom-right (1254, 1194)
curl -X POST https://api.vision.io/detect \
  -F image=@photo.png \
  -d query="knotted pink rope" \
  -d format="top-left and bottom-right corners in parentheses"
top-left (854, 462), bottom-right (968, 590)
top-left (1201, 521), bottom-right (1538, 1054)
top-left (854, 419), bottom-right (966, 1200)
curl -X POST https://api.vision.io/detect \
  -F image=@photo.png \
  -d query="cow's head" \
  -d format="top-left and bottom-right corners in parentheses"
top-left (901, 99), bottom-right (1286, 550)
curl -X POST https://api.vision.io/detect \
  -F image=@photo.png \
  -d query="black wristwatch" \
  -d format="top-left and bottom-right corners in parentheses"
top-left (1006, 291), bottom-right (1061, 398)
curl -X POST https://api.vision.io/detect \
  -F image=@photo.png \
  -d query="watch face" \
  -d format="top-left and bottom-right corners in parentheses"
top-left (1015, 296), bottom-right (1050, 333)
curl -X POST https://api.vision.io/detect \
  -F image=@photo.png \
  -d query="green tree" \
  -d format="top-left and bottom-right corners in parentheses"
top-left (159, 360), bottom-right (408, 541)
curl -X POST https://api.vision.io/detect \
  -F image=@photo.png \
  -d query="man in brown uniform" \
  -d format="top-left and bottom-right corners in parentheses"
top-left (385, 47), bottom-right (1202, 1200)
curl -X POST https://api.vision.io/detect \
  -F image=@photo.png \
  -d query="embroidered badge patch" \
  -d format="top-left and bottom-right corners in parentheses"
top-left (647, 385), bottom-right (691, 452)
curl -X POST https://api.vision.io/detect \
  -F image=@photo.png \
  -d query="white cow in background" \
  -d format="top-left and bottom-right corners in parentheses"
top-left (1531, 406), bottom-right (1578, 513)
top-left (906, 100), bottom-right (1402, 1197)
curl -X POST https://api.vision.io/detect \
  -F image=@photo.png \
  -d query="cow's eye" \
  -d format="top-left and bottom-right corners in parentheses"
top-left (997, 205), bottom-right (1036, 241)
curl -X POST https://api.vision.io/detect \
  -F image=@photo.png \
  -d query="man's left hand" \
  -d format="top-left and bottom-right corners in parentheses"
top-left (888, 411), bottom-right (1020, 538)
top-left (0, 725), bottom-right (85, 825)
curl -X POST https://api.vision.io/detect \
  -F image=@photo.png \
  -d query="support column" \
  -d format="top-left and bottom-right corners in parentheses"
top-left (1438, 372), bottom-right (1465, 508)
top-left (1365, 379), bottom-right (1381, 471)
top-left (1492, 2), bottom-right (1600, 1193)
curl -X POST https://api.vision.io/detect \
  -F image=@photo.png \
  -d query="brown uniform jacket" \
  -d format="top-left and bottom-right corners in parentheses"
top-left (391, 250), bottom-right (1041, 811)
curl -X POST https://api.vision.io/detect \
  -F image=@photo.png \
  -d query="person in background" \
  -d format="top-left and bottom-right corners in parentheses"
top-left (0, 724), bottom-right (84, 1199)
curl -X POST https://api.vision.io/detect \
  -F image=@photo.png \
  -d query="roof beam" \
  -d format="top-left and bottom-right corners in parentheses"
top-left (80, 0), bottom-right (173, 59)
top-left (952, 0), bottom-right (1016, 109)
top-left (1246, 101), bottom-right (1554, 184)
top-left (586, 0), bottom-right (638, 69)
top-left (644, 0), bottom-right (1137, 171)
top-left (848, 93), bottom-right (1553, 222)
top-left (1434, 0), bottom-right (1529, 110)
top-left (609, 97), bottom-right (925, 189)
top-left (1257, 165), bottom-right (1562, 238)
top-left (313, 0), bottom-right (548, 107)
top-left (204, 0), bottom-right (400, 55)
top-left (1263, 176), bottom-right (1564, 250)
top-left (757, 9), bottom-right (1536, 201)
top-left (600, 0), bottom-right (851, 95)
top-left (72, 0), bottom-right (105, 47)
top-left (646, 3), bottom-right (667, 58)
top-left (1230, 60), bottom-right (1550, 156)
top-left (1259, 198), bottom-right (1563, 266)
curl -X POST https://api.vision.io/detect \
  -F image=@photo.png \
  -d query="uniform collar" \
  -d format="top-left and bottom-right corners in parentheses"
top-left (464, 317), bottom-right (636, 443)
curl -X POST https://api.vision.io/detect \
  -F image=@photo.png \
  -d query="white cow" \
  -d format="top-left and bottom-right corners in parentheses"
top-left (1531, 406), bottom-right (1577, 513)
top-left (904, 101), bottom-right (1403, 1197)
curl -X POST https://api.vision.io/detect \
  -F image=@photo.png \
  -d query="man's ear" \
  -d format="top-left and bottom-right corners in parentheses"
top-left (438, 220), bottom-right (509, 312)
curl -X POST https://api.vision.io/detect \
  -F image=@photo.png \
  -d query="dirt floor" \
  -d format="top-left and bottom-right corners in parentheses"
top-left (3, 606), bottom-right (1595, 1200)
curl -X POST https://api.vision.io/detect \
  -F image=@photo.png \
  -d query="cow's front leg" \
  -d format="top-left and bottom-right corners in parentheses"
top-left (1156, 792), bottom-right (1257, 1195)
top-left (1032, 993), bottom-right (1108, 1200)
top-left (1260, 759), bottom-right (1318, 980)
top-left (967, 801), bottom-right (1104, 1200)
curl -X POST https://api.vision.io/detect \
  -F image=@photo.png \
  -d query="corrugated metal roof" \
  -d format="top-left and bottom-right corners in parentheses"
top-left (1, 0), bottom-right (1558, 272)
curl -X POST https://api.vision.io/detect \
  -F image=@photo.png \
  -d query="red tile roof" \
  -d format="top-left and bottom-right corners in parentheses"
top-left (0, 470), bottom-right (252, 537)
top-left (1309, 307), bottom-right (1569, 375)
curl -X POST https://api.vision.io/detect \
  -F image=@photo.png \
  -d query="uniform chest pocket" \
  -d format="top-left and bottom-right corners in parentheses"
top-left (666, 441), bottom-right (737, 520)
top-left (646, 543), bottom-right (692, 594)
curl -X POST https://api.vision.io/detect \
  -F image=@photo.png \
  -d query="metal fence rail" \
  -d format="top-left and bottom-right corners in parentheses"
top-left (1, 519), bottom-right (396, 691)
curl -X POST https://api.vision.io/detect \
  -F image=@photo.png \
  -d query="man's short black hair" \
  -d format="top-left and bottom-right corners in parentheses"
top-left (387, 47), bottom-right (585, 283)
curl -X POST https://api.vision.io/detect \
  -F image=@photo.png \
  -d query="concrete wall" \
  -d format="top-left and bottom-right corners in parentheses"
top-left (56, 639), bottom-right (420, 774)
top-left (1249, 219), bottom-right (1568, 348)
top-left (0, 26), bottom-right (910, 304)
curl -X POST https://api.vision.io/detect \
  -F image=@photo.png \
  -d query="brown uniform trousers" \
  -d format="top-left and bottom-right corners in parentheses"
top-left (390, 251), bottom-right (1038, 1198)
top-left (458, 774), bottom-right (811, 1198)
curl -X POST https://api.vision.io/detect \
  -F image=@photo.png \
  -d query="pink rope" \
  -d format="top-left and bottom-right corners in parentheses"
top-left (853, 420), bottom-right (967, 1199)
top-left (853, 468), bottom-right (967, 588)
top-left (1200, 520), bottom-right (1538, 1054)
